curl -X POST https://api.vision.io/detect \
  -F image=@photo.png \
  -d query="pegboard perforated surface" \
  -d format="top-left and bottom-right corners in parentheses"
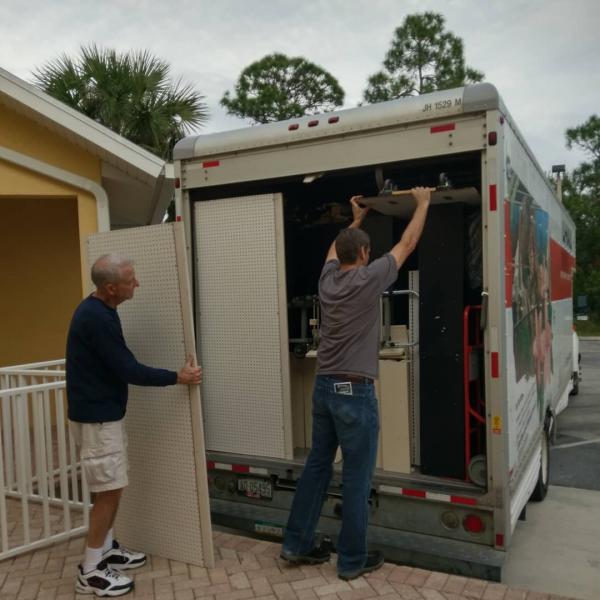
top-left (194, 195), bottom-right (292, 459)
top-left (87, 223), bottom-right (212, 566)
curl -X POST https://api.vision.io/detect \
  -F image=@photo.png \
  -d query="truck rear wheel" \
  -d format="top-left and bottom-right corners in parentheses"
top-left (530, 429), bottom-right (550, 502)
top-left (570, 371), bottom-right (580, 396)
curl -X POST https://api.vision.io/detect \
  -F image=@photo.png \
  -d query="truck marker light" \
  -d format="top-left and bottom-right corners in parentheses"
top-left (175, 177), bottom-right (181, 189)
top-left (495, 533), bottom-right (505, 547)
top-left (308, 120), bottom-right (319, 127)
top-left (491, 352), bottom-right (499, 378)
top-left (463, 514), bottom-right (485, 533)
top-left (328, 116), bottom-right (339, 124)
top-left (288, 123), bottom-right (299, 131)
top-left (488, 131), bottom-right (497, 146)
top-left (176, 216), bottom-right (182, 222)
top-left (489, 184), bottom-right (497, 211)
top-left (430, 123), bottom-right (455, 133)
top-left (202, 160), bottom-right (220, 168)
top-left (492, 416), bottom-right (502, 434)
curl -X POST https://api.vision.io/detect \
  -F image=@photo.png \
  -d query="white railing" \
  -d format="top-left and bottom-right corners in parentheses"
top-left (0, 360), bottom-right (90, 561)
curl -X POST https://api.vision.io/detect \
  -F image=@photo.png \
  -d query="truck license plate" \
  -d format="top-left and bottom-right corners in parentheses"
top-left (237, 478), bottom-right (273, 499)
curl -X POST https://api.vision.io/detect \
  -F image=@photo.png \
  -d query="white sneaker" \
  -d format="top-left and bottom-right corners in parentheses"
top-left (102, 539), bottom-right (146, 570)
top-left (76, 561), bottom-right (133, 596)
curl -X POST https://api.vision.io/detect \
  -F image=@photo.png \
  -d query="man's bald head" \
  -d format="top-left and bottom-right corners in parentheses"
top-left (91, 254), bottom-right (134, 289)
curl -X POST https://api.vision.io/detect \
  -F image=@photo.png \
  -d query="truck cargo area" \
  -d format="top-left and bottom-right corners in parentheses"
top-left (191, 149), bottom-right (488, 487)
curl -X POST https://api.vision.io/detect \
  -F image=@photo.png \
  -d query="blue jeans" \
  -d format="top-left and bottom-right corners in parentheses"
top-left (282, 375), bottom-right (379, 575)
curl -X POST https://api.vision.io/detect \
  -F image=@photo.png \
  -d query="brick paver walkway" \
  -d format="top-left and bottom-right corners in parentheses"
top-left (0, 528), bottom-right (578, 600)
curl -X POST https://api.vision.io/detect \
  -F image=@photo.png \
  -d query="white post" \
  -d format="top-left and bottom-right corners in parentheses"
top-left (55, 389), bottom-right (71, 531)
top-left (1, 374), bottom-right (15, 492)
top-left (20, 376), bottom-right (34, 496)
top-left (14, 392), bottom-right (30, 545)
top-left (68, 418), bottom-right (79, 504)
top-left (43, 389), bottom-right (54, 499)
top-left (0, 418), bottom-right (9, 552)
top-left (33, 390), bottom-right (51, 539)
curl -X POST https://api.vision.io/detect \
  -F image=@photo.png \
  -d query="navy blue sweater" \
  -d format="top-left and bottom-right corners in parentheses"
top-left (66, 296), bottom-right (177, 423)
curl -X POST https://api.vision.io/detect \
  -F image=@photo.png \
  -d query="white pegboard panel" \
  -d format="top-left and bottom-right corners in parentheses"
top-left (194, 194), bottom-right (292, 459)
top-left (87, 222), bottom-right (213, 567)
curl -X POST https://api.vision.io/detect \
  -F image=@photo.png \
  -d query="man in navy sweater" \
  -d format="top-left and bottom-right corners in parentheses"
top-left (66, 254), bottom-right (201, 597)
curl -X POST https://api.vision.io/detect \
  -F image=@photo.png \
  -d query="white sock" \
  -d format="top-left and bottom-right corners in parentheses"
top-left (82, 546), bottom-right (104, 573)
top-left (102, 528), bottom-right (114, 554)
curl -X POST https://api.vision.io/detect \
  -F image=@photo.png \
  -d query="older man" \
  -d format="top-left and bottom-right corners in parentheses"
top-left (66, 254), bottom-right (201, 597)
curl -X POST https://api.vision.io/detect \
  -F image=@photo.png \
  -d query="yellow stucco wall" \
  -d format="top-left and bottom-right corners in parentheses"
top-left (0, 197), bottom-right (82, 366)
top-left (0, 106), bottom-right (101, 182)
top-left (0, 105), bottom-right (101, 366)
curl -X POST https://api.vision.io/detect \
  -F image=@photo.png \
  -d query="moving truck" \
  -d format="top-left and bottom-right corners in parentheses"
top-left (172, 83), bottom-right (578, 580)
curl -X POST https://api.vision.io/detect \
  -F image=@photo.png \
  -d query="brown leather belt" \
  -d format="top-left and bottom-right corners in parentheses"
top-left (328, 373), bottom-right (374, 385)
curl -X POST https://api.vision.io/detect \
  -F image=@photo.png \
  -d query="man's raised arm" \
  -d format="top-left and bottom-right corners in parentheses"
top-left (325, 196), bottom-right (370, 263)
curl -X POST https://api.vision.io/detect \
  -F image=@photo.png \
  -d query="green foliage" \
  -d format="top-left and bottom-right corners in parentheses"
top-left (33, 44), bottom-right (208, 159)
top-left (363, 12), bottom-right (483, 103)
top-left (566, 115), bottom-right (600, 197)
top-left (563, 115), bottom-right (600, 318)
top-left (574, 319), bottom-right (600, 337)
top-left (221, 53), bottom-right (344, 123)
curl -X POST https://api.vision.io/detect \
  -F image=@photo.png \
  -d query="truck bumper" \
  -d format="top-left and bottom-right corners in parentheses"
top-left (210, 498), bottom-right (505, 581)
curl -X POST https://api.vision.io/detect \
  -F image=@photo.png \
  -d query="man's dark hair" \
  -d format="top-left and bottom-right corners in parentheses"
top-left (335, 228), bottom-right (370, 264)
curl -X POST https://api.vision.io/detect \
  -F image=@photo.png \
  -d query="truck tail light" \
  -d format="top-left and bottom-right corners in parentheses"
top-left (463, 514), bottom-right (485, 533)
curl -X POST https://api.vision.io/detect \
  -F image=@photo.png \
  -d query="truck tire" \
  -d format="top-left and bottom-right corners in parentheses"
top-left (570, 371), bottom-right (579, 396)
top-left (530, 429), bottom-right (550, 502)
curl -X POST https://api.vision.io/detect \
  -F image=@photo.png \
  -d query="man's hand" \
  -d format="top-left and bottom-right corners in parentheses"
top-left (349, 195), bottom-right (369, 229)
top-left (177, 355), bottom-right (202, 385)
top-left (389, 187), bottom-right (432, 269)
top-left (412, 186), bottom-right (432, 207)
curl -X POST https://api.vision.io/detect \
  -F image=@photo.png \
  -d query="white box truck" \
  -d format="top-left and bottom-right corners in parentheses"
top-left (171, 83), bottom-right (578, 580)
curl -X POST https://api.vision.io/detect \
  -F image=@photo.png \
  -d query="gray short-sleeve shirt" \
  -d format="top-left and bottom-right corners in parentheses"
top-left (317, 253), bottom-right (398, 379)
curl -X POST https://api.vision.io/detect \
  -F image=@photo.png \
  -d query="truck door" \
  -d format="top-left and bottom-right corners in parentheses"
top-left (88, 222), bottom-right (214, 567)
top-left (193, 193), bottom-right (293, 460)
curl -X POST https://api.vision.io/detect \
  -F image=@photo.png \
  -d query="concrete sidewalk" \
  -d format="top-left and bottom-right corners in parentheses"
top-left (504, 486), bottom-right (600, 600)
top-left (0, 528), bottom-right (579, 600)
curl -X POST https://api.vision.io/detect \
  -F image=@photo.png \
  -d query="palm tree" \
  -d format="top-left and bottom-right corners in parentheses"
top-left (33, 45), bottom-right (208, 159)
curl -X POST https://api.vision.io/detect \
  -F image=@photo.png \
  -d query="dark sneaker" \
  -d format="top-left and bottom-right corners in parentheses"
top-left (280, 542), bottom-right (332, 565)
top-left (102, 540), bottom-right (146, 570)
top-left (76, 560), bottom-right (133, 596)
top-left (338, 550), bottom-right (385, 580)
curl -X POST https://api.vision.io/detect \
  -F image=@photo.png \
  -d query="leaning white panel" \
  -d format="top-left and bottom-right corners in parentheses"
top-left (87, 222), bottom-right (213, 567)
top-left (194, 194), bottom-right (292, 459)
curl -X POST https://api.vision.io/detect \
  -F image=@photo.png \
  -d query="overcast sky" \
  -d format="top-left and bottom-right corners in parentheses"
top-left (1, 0), bottom-right (598, 171)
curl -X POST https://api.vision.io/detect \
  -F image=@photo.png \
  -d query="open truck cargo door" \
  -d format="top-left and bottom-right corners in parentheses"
top-left (193, 193), bottom-right (294, 459)
top-left (87, 222), bottom-right (214, 567)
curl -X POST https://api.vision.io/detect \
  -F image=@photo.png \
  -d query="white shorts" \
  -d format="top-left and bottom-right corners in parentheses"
top-left (69, 419), bottom-right (129, 493)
